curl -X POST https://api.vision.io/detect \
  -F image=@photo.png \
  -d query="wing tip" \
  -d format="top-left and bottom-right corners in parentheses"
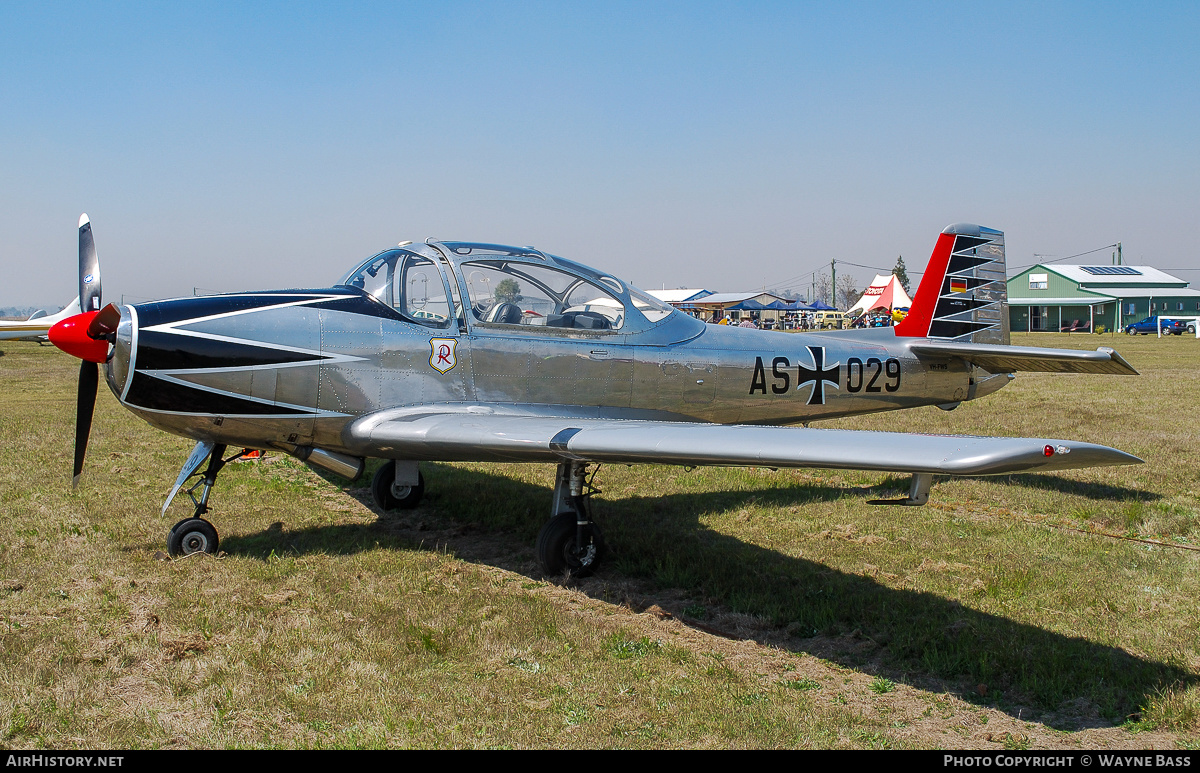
top-left (1097, 347), bottom-right (1139, 375)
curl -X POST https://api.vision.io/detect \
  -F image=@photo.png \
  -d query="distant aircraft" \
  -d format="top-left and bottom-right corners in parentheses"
top-left (0, 297), bottom-right (83, 341)
top-left (47, 215), bottom-right (1140, 573)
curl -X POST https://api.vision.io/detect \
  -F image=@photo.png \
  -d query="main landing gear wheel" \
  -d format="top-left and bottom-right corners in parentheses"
top-left (537, 512), bottom-right (605, 578)
top-left (371, 461), bottom-right (425, 511)
top-left (167, 517), bottom-right (219, 558)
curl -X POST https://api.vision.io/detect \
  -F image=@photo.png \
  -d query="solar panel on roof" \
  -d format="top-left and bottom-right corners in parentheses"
top-left (1080, 266), bottom-right (1142, 275)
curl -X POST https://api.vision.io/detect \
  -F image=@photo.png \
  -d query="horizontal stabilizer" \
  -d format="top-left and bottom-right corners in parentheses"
top-left (910, 341), bottom-right (1138, 375)
top-left (346, 407), bottom-right (1141, 475)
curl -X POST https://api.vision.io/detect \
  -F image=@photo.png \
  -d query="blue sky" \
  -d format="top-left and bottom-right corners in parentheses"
top-left (2, 1), bottom-right (1197, 307)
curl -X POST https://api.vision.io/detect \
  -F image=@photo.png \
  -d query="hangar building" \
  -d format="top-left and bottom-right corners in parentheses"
top-left (1007, 264), bottom-right (1200, 332)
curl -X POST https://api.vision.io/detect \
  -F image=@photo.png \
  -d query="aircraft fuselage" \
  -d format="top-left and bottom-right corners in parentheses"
top-left (103, 287), bottom-right (997, 463)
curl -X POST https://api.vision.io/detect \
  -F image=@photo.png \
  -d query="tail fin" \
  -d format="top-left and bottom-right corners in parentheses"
top-left (894, 223), bottom-right (1009, 344)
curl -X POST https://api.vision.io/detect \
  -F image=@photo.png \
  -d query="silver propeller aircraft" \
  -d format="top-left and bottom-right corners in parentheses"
top-left (47, 215), bottom-right (1140, 574)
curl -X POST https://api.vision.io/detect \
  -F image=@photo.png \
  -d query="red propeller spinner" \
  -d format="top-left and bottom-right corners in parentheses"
top-left (48, 310), bottom-right (109, 363)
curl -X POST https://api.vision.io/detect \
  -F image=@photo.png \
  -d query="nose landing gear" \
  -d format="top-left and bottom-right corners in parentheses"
top-left (163, 443), bottom-right (258, 558)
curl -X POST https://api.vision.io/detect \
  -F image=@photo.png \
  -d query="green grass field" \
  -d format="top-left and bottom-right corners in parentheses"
top-left (1, 333), bottom-right (1197, 749)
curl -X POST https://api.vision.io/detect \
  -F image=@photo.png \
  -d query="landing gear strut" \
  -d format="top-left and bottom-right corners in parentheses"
top-left (537, 461), bottom-right (605, 577)
top-left (867, 472), bottom-right (934, 507)
top-left (165, 443), bottom-right (249, 558)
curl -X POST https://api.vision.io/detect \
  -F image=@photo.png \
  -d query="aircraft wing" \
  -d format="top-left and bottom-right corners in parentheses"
top-left (345, 407), bottom-right (1141, 475)
top-left (909, 342), bottom-right (1138, 375)
top-left (0, 322), bottom-right (53, 341)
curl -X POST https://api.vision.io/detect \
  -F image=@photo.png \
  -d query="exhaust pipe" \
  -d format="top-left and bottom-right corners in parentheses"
top-left (285, 446), bottom-right (365, 481)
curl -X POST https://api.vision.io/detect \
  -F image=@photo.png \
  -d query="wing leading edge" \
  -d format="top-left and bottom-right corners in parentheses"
top-left (345, 407), bottom-right (1141, 476)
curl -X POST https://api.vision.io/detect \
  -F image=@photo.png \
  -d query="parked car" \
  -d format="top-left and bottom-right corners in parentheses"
top-left (1125, 316), bottom-right (1188, 335)
top-left (813, 311), bottom-right (846, 329)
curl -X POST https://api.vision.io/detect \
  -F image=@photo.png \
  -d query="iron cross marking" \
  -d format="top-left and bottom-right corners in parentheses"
top-left (797, 345), bottom-right (840, 405)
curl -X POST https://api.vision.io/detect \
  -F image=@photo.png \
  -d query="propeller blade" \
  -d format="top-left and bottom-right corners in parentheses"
top-left (73, 360), bottom-right (99, 488)
top-left (79, 214), bottom-right (101, 313)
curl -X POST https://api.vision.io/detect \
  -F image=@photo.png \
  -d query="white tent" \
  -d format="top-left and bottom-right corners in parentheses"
top-left (846, 274), bottom-right (913, 317)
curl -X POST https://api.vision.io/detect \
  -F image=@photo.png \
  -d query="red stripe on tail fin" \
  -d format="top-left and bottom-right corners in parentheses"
top-left (894, 231), bottom-right (955, 338)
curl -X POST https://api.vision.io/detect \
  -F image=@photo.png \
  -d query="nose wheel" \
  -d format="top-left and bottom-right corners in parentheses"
top-left (167, 517), bottom-right (219, 557)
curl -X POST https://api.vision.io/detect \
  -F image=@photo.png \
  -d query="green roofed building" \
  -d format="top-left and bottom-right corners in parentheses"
top-left (1007, 264), bottom-right (1200, 333)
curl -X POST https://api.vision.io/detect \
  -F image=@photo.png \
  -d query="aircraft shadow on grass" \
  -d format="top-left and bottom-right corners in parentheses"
top-left (961, 472), bottom-right (1158, 502)
top-left (218, 463), bottom-right (1192, 729)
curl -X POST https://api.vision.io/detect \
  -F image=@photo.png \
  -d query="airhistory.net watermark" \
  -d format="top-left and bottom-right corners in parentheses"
top-left (5, 757), bottom-right (124, 768)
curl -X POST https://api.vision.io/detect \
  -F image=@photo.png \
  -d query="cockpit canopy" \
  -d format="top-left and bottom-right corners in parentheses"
top-left (337, 240), bottom-right (676, 333)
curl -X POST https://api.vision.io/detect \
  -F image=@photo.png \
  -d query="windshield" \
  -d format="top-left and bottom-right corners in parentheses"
top-left (337, 249), bottom-right (452, 329)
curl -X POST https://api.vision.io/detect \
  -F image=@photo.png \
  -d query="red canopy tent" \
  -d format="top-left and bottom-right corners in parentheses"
top-left (846, 274), bottom-right (913, 316)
